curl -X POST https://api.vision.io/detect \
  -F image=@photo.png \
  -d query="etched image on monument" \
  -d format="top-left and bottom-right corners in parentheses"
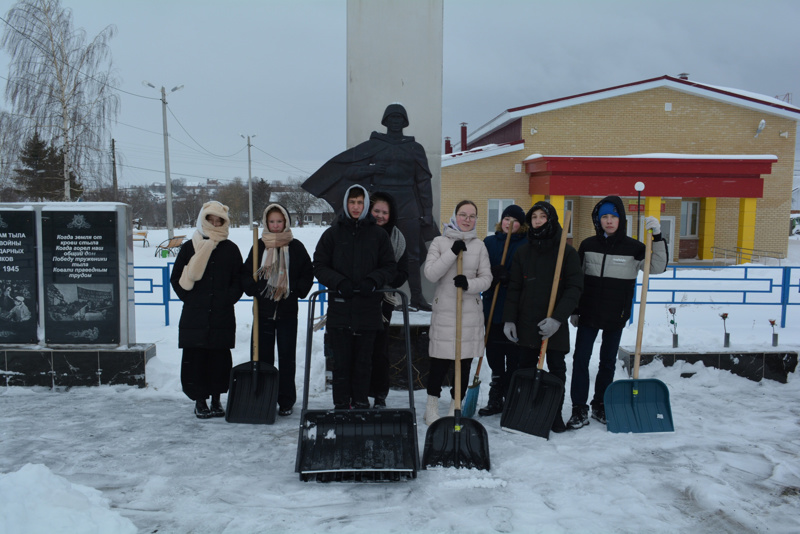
top-left (303, 103), bottom-right (438, 311)
top-left (42, 211), bottom-right (120, 344)
top-left (0, 210), bottom-right (38, 344)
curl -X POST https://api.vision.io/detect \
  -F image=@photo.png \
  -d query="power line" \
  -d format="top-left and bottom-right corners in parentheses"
top-left (251, 144), bottom-right (312, 175)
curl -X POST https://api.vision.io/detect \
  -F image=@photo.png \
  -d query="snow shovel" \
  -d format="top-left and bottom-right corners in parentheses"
top-left (605, 231), bottom-right (674, 433)
top-left (422, 253), bottom-right (491, 470)
top-left (226, 226), bottom-right (279, 424)
top-left (295, 289), bottom-right (420, 482)
top-left (462, 228), bottom-right (513, 418)
top-left (500, 211), bottom-right (571, 440)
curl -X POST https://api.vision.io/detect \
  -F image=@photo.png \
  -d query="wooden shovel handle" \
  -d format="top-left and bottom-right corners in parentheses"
top-left (633, 231), bottom-right (653, 379)
top-left (455, 252), bottom-right (463, 409)
top-left (537, 211), bottom-right (571, 370)
top-left (252, 225), bottom-right (259, 363)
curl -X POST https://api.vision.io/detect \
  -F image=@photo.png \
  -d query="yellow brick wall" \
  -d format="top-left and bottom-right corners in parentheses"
top-left (441, 86), bottom-right (797, 258)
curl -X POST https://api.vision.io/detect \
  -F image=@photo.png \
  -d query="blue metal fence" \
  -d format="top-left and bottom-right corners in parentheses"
top-left (133, 264), bottom-right (798, 328)
top-left (133, 263), bottom-right (326, 326)
top-left (633, 265), bottom-right (800, 328)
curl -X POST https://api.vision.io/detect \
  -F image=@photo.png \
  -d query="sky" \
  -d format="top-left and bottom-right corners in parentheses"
top-left (1, 0), bottom-right (799, 189)
top-left (1, 227), bottom-right (799, 533)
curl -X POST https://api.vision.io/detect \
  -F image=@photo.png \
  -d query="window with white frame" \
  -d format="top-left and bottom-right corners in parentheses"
top-left (680, 201), bottom-right (699, 237)
top-left (487, 199), bottom-right (514, 233)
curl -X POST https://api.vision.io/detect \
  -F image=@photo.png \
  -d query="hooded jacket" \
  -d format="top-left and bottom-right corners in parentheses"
top-left (575, 195), bottom-right (668, 330)
top-left (313, 185), bottom-right (397, 330)
top-left (502, 203), bottom-right (583, 352)
top-left (241, 204), bottom-right (314, 319)
top-left (370, 191), bottom-right (409, 290)
top-left (482, 226), bottom-right (528, 325)
top-left (171, 202), bottom-right (243, 349)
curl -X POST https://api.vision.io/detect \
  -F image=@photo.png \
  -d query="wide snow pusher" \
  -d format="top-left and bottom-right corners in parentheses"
top-left (295, 289), bottom-right (420, 482)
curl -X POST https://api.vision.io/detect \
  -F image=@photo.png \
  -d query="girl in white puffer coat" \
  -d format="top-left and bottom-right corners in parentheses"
top-left (423, 200), bottom-right (492, 425)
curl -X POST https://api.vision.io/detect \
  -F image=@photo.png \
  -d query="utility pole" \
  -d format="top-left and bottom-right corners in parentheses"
top-left (111, 138), bottom-right (118, 202)
top-left (241, 134), bottom-right (256, 227)
top-left (144, 81), bottom-right (183, 239)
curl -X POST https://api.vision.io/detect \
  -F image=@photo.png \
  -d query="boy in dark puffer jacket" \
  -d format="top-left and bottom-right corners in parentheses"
top-left (567, 195), bottom-right (668, 430)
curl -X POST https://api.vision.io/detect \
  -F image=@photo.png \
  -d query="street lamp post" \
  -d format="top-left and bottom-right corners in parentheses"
top-left (635, 181), bottom-right (645, 241)
top-left (241, 134), bottom-right (256, 227)
top-left (144, 81), bottom-right (183, 239)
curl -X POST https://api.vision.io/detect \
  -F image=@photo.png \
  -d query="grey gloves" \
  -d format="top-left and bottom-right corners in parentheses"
top-left (503, 322), bottom-right (518, 342)
top-left (537, 317), bottom-right (561, 339)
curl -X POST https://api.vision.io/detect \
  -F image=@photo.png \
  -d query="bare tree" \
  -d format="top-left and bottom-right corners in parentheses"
top-left (278, 178), bottom-right (324, 227)
top-left (1, 0), bottom-right (120, 200)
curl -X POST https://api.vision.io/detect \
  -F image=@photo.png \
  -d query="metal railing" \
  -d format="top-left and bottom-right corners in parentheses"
top-left (711, 246), bottom-right (786, 266)
top-left (633, 265), bottom-right (800, 328)
top-left (133, 263), bottom-right (326, 326)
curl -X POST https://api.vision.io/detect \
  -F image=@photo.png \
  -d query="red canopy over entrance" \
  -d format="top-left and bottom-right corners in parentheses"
top-left (524, 155), bottom-right (775, 198)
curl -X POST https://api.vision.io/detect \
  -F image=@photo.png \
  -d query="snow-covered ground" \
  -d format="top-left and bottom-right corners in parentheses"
top-left (2, 227), bottom-right (799, 534)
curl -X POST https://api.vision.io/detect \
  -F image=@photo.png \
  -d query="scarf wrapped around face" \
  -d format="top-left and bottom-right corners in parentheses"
top-left (179, 201), bottom-right (231, 291)
top-left (256, 204), bottom-right (293, 301)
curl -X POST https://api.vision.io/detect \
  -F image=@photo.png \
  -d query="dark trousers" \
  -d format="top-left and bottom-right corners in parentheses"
top-left (369, 300), bottom-right (393, 401)
top-left (426, 357), bottom-right (472, 400)
top-left (396, 218), bottom-right (426, 304)
top-left (181, 347), bottom-right (232, 401)
top-left (485, 325), bottom-right (520, 397)
top-left (517, 346), bottom-right (567, 385)
top-left (570, 325), bottom-right (623, 409)
top-left (253, 315), bottom-right (298, 411)
top-left (328, 327), bottom-right (376, 408)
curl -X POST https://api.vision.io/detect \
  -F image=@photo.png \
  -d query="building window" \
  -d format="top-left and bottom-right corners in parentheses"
top-left (565, 199), bottom-right (574, 236)
top-left (487, 199), bottom-right (514, 233)
top-left (680, 201), bottom-right (699, 238)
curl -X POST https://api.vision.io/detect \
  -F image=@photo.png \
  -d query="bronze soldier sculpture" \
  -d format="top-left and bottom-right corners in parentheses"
top-left (303, 103), bottom-right (438, 310)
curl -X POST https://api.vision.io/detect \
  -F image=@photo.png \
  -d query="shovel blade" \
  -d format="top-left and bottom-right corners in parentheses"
top-left (500, 368), bottom-right (564, 440)
top-left (422, 416), bottom-right (490, 470)
top-left (604, 378), bottom-right (674, 434)
top-left (225, 361), bottom-right (279, 424)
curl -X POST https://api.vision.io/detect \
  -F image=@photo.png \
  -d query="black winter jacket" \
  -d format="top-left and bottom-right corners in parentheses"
top-left (313, 212), bottom-right (397, 331)
top-left (171, 239), bottom-right (244, 349)
top-left (241, 239), bottom-right (314, 320)
top-left (502, 225), bottom-right (583, 352)
top-left (575, 195), bottom-right (668, 330)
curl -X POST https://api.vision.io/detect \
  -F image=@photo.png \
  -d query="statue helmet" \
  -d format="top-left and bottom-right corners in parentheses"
top-left (381, 103), bottom-right (409, 128)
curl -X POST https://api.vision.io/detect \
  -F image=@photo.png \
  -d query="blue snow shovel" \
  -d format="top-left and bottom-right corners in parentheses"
top-left (604, 231), bottom-right (674, 434)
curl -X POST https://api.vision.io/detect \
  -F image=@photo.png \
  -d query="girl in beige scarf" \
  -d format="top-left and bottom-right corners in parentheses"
top-left (257, 204), bottom-right (293, 301)
top-left (179, 201), bottom-right (230, 291)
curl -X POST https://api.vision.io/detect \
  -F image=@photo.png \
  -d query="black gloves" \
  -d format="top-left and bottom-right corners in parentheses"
top-left (338, 279), bottom-right (354, 298)
top-left (490, 264), bottom-right (510, 287)
top-left (453, 274), bottom-right (469, 290)
top-left (358, 279), bottom-right (375, 294)
top-left (451, 240), bottom-right (467, 256)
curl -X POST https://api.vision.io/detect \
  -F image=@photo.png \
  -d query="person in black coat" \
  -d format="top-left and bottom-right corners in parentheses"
top-left (241, 203), bottom-right (314, 417)
top-left (367, 191), bottom-right (409, 408)
top-left (171, 201), bottom-right (243, 419)
top-left (313, 185), bottom-right (397, 409)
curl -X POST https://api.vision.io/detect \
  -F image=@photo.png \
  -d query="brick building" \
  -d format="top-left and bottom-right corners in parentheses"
top-left (441, 75), bottom-right (799, 262)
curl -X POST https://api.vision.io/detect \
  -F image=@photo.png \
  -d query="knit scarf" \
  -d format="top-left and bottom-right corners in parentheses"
top-left (256, 204), bottom-right (294, 301)
top-left (179, 201), bottom-right (230, 291)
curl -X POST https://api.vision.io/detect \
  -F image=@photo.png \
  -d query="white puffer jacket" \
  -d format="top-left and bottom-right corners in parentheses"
top-left (424, 225), bottom-right (492, 361)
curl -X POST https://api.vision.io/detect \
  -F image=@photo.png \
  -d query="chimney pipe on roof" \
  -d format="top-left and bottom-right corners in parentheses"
top-left (677, 72), bottom-right (689, 80)
top-left (460, 123), bottom-right (468, 151)
top-left (444, 137), bottom-right (452, 154)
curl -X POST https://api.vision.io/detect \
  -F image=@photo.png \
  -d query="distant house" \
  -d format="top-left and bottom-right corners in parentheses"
top-left (442, 74), bottom-right (799, 262)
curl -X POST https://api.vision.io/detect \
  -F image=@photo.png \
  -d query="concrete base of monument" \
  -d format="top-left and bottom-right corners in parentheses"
top-left (617, 346), bottom-right (798, 383)
top-left (1, 343), bottom-right (156, 388)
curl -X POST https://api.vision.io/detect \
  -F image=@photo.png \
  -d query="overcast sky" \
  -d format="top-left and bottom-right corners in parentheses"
top-left (1, 0), bottom-right (799, 189)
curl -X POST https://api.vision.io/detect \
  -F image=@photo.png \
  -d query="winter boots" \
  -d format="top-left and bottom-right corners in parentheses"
top-left (478, 377), bottom-right (504, 416)
top-left (424, 395), bottom-right (440, 425)
top-left (551, 412), bottom-right (567, 433)
top-left (195, 398), bottom-right (212, 419)
top-left (566, 406), bottom-right (590, 430)
top-left (447, 398), bottom-right (455, 417)
top-left (591, 404), bottom-right (607, 425)
top-left (209, 395), bottom-right (225, 418)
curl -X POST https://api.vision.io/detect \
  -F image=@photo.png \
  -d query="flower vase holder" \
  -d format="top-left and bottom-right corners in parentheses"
top-left (672, 334), bottom-right (678, 348)
top-left (773, 333), bottom-right (779, 347)
top-left (724, 332), bottom-right (730, 348)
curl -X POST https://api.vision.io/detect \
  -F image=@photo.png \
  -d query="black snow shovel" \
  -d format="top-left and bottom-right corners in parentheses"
top-left (605, 231), bottom-right (674, 434)
top-left (225, 226), bottom-right (279, 424)
top-left (422, 253), bottom-right (491, 470)
top-left (500, 211), bottom-right (571, 440)
top-left (295, 289), bottom-right (420, 482)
